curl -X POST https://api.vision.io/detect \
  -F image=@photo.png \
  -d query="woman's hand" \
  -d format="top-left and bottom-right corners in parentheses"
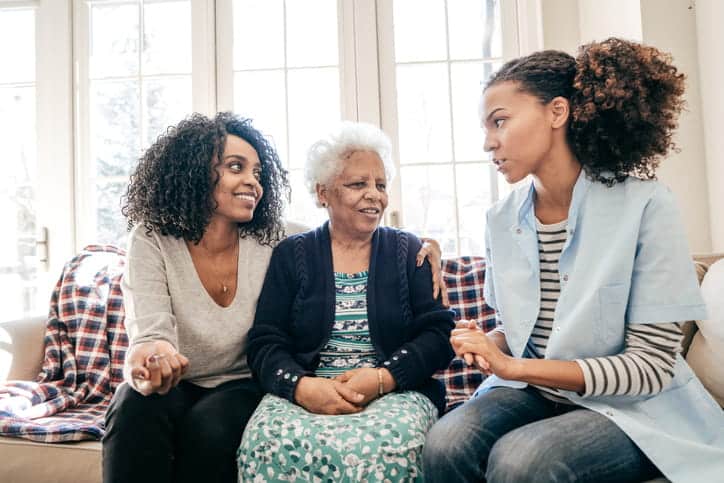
top-left (418, 237), bottom-right (449, 307)
top-left (453, 320), bottom-right (489, 372)
top-left (335, 367), bottom-right (396, 406)
top-left (294, 376), bottom-right (364, 415)
top-left (450, 325), bottom-right (518, 380)
top-left (124, 340), bottom-right (189, 396)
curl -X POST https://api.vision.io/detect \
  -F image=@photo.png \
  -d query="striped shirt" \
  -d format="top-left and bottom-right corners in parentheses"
top-left (496, 218), bottom-right (683, 401)
top-left (315, 271), bottom-right (378, 378)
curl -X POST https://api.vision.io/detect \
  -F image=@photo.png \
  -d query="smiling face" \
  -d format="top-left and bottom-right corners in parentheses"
top-left (481, 81), bottom-right (558, 184)
top-left (211, 134), bottom-right (264, 224)
top-left (318, 150), bottom-right (388, 240)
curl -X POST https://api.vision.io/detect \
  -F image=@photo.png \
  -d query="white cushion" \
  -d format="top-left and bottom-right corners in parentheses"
top-left (687, 259), bottom-right (724, 407)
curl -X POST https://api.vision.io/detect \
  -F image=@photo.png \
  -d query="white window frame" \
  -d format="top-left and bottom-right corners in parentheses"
top-left (215, 0), bottom-right (359, 147)
top-left (37, 0), bottom-right (75, 289)
top-left (0, 0), bottom-right (75, 311)
top-left (72, 0), bottom-right (217, 249)
top-left (375, 0), bottom-right (535, 245)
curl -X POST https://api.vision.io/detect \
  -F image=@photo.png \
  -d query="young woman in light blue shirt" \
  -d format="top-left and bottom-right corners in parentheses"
top-left (423, 37), bottom-right (724, 483)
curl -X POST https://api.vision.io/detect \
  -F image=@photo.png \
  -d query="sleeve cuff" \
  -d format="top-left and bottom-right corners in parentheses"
top-left (380, 347), bottom-right (417, 390)
top-left (272, 367), bottom-right (311, 402)
top-left (627, 303), bottom-right (708, 325)
top-left (575, 359), bottom-right (596, 398)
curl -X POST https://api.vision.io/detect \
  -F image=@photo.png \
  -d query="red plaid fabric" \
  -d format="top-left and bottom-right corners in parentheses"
top-left (434, 256), bottom-right (496, 411)
top-left (0, 245), bottom-right (128, 442)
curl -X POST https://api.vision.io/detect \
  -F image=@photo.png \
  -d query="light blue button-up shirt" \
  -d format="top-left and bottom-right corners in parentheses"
top-left (478, 171), bottom-right (724, 482)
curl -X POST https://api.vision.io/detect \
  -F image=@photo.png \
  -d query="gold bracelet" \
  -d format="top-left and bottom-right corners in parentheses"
top-left (377, 368), bottom-right (385, 397)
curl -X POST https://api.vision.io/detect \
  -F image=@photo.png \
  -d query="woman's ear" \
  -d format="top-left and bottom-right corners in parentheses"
top-left (549, 96), bottom-right (570, 129)
top-left (315, 183), bottom-right (328, 208)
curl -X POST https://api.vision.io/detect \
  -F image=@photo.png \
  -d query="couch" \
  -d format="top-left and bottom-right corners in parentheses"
top-left (1, 253), bottom-right (722, 483)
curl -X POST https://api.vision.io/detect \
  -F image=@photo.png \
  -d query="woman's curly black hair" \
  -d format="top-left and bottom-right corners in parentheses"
top-left (122, 112), bottom-right (290, 244)
top-left (486, 37), bottom-right (686, 185)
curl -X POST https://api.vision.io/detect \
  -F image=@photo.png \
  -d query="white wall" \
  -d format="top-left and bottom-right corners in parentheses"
top-left (578, 0), bottom-right (642, 42)
top-left (540, 0), bottom-right (713, 253)
top-left (695, 0), bottom-right (724, 252)
top-left (540, 0), bottom-right (579, 54)
top-left (640, 0), bottom-right (711, 253)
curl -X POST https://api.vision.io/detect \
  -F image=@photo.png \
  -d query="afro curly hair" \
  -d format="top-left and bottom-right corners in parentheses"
top-left (122, 112), bottom-right (290, 245)
top-left (486, 37), bottom-right (686, 185)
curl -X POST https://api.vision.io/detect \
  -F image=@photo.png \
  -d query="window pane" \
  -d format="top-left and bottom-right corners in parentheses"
top-left (89, 2), bottom-right (139, 78)
top-left (451, 61), bottom-right (499, 161)
top-left (0, 8), bottom-right (34, 83)
top-left (286, 169), bottom-right (327, 228)
top-left (448, 0), bottom-right (502, 60)
top-left (396, 63), bottom-right (452, 164)
top-left (233, 0), bottom-right (285, 70)
top-left (456, 163), bottom-right (492, 255)
top-left (0, 87), bottom-right (36, 183)
top-left (90, 81), bottom-right (141, 178)
top-left (287, 67), bottom-right (341, 170)
top-left (286, 0), bottom-right (338, 67)
top-left (400, 165), bottom-right (457, 257)
top-left (0, 85), bottom-right (37, 319)
top-left (144, 77), bottom-right (192, 146)
top-left (95, 180), bottom-right (128, 247)
top-left (234, 70), bottom-right (288, 161)
top-left (393, 0), bottom-right (447, 62)
top-left (143, 0), bottom-right (192, 75)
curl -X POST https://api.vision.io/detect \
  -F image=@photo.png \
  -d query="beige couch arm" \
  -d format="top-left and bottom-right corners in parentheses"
top-left (0, 316), bottom-right (46, 382)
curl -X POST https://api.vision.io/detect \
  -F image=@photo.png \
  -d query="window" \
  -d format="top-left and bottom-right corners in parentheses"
top-left (0, 4), bottom-right (37, 319)
top-left (219, 0), bottom-right (517, 255)
top-left (379, 0), bottom-right (517, 257)
top-left (75, 0), bottom-right (194, 247)
top-left (0, 0), bottom-right (526, 319)
top-left (218, 0), bottom-right (344, 226)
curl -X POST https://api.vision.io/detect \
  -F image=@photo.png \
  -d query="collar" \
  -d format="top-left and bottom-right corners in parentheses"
top-left (515, 169), bottom-right (591, 234)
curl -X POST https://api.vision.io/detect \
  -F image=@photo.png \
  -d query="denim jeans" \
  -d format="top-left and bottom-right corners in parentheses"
top-left (103, 378), bottom-right (262, 483)
top-left (423, 386), bottom-right (660, 482)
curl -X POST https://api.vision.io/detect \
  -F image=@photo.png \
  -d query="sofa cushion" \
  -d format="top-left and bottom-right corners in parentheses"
top-left (0, 435), bottom-right (100, 483)
top-left (435, 257), bottom-right (496, 411)
top-left (0, 316), bottom-right (46, 381)
top-left (687, 259), bottom-right (724, 407)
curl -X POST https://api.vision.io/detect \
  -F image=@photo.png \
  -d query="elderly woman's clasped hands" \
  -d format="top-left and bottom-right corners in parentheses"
top-left (294, 367), bottom-right (398, 414)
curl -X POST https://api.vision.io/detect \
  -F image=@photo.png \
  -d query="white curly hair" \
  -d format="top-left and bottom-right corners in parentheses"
top-left (304, 121), bottom-right (396, 207)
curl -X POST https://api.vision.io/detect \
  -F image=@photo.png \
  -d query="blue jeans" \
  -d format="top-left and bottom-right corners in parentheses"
top-left (423, 387), bottom-right (660, 482)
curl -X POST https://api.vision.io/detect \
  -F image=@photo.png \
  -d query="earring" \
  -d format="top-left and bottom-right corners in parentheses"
top-left (321, 202), bottom-right (327, 208)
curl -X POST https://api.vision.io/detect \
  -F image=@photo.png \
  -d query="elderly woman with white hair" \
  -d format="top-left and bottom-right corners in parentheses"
top-left (237, 122), bottom-right (455, 481)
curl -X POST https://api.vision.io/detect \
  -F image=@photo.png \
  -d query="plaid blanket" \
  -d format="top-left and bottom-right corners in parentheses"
top-left (0, 245), bottom-right (128, 442)
top-left (435, 256), bottom-right (496, 411)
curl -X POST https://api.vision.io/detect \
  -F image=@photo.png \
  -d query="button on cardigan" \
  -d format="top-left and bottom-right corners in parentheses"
top-left (247, 222), bottom-right (455, 414)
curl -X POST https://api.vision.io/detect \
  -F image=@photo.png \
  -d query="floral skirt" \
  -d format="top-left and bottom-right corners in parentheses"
top-left (237, 391), bottom-right (438, 482)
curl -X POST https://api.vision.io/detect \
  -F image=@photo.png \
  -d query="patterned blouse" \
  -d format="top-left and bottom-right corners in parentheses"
top-left (315, 271), bottom-right (379, 377)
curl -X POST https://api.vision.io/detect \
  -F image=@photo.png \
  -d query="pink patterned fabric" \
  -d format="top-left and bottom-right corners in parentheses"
top-left (434, 256), bottom-right (496, 411)
top-left (0, 245), bottom-right (127, 442)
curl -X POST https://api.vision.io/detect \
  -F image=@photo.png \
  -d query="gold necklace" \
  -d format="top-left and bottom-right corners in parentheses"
top-left (220, 237), bottom-right (239, 294)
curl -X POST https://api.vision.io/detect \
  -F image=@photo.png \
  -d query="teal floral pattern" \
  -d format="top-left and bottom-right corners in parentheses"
top-left (237, 392), bottom-right (437, 482)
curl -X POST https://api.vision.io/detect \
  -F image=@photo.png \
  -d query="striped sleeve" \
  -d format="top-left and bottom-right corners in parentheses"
top-left (576, 322), bottom-right (683, 397)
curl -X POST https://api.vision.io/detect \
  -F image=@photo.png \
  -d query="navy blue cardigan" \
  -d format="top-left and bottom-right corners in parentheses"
top-left (247, 223), bottom-right (455, 414)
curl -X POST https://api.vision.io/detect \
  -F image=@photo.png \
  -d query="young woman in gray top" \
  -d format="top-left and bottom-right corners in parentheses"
top-left (102, 112), bottom-right (444, 483)
top-left (102, 112), bottom-right (296, 483)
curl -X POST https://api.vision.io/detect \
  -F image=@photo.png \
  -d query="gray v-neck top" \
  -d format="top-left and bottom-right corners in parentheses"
top-left (121, 222), bottom-right (307, 388)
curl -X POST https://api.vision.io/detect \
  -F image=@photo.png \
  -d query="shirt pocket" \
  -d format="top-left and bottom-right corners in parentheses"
top-left (597, 283), bottom-right (628, 344)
